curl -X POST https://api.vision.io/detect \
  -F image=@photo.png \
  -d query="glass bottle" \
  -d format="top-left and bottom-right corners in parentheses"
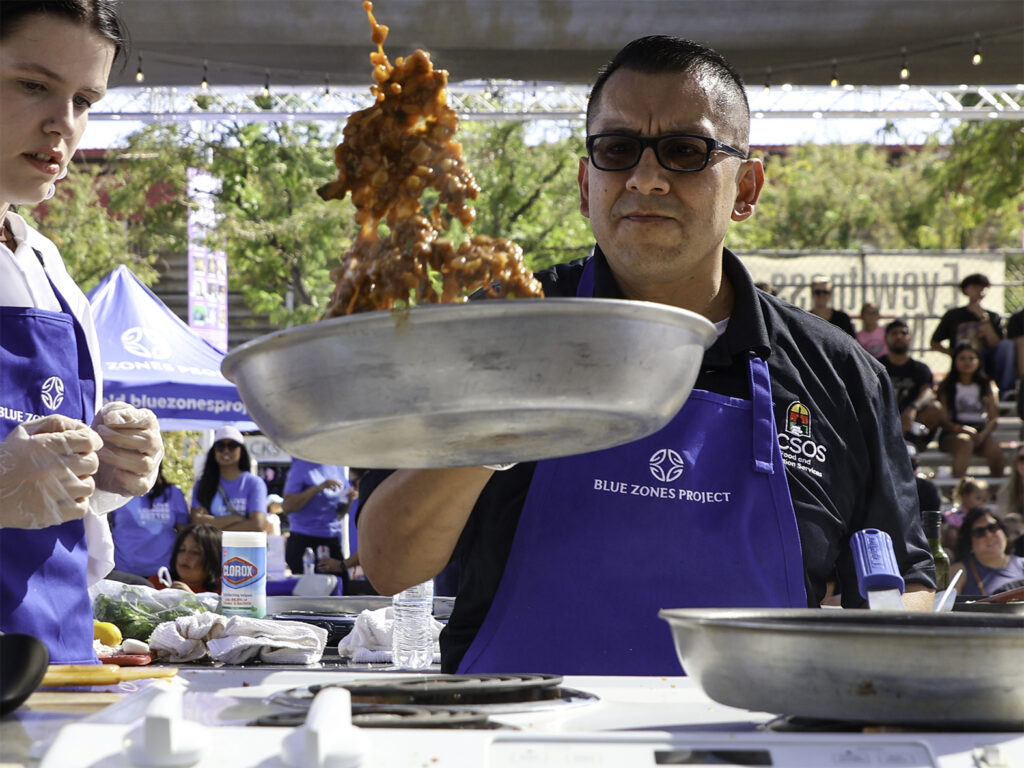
top-left (922, 510), bottom-right (950, 591)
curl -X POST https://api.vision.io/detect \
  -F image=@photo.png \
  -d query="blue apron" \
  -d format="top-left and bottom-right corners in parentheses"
top-left (0, 257), bottom-right (98, 664)
top-left (458, 258), bottom-right (806, 675)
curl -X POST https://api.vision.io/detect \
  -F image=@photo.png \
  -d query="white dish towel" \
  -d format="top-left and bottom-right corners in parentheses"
top-left (337, 607), bottom-right (442, 664)
top-left (149, 613), bottom-right (328, 664)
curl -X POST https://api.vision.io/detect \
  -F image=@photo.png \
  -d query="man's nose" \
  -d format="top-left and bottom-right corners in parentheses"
top-left (625, 147), bottom-right (671, 195)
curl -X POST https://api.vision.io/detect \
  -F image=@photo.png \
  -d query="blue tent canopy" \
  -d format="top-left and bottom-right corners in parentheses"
top-left (87, 265), bottom-right (256, 431)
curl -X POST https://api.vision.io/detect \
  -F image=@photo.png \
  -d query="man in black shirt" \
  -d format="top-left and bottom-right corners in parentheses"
top-left (930, 273), bottom-right (1016, 398)
top-left (357, 35), bottom-right (936, 675)
top-left (878, 319), bottom-right (941, 450)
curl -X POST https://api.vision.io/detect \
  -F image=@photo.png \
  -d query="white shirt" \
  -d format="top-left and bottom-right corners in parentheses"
top-left (1, 211), bottom-right (116, 580)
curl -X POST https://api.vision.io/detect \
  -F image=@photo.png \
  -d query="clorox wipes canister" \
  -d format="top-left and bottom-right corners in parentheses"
top-left (220, 531), bottom-right (267, 617)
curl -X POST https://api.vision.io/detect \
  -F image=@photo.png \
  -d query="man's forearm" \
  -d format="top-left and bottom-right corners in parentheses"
top-left (358, 467), bottom-right (494, 594)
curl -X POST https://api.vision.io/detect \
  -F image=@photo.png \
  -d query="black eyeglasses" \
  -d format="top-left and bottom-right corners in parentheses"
top-left (585, 133), bottom-right (748, 173)
top-left (971, 522), bottom-right (1001, 539)
top-left (214, 441), bottom-right (241, 452)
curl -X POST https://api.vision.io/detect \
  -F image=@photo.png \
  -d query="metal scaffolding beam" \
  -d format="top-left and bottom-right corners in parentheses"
top-left (91, 83), bottom-right (1024, 123)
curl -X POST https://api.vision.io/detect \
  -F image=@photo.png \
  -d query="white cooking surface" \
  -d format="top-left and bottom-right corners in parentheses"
top-left (35, 668), bottom-right (1024, 768)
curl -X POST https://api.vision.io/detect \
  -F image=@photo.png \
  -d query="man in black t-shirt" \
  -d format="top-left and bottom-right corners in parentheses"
top-left (930, 273), bottom-right (1016, 398)
top-left (880, 319), bottom-right (940, 449)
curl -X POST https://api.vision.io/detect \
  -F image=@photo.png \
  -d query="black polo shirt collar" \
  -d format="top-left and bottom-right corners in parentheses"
top-left (590, 244), bottom-right (772, 368)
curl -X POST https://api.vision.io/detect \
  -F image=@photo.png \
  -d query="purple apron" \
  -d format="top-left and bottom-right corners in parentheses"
top-left (458, 259), bottom-right (806, 675)
top-left (0, 258), bottom-right (98, 664)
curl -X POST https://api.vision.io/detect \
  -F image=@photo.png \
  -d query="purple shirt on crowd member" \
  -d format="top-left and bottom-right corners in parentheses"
top-left (191, 472), bottom-right (267, 518)
top-left (111, 485), bottom-right (190, 578)
top-left (283, 459), bottom-right (349, 538)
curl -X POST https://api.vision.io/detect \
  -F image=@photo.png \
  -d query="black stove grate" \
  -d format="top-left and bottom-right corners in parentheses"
top-left (311, 673), bottom-right (565, 706)
top-left (251, 704), bottom-right (503, 730)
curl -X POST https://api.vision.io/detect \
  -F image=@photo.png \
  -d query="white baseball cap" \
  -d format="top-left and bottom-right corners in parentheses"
top-left (214, 425), bottom-right (245, 445)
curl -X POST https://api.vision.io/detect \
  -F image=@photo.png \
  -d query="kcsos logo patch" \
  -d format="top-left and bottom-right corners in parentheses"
top-left (778, 400), bottom-right (827, 475)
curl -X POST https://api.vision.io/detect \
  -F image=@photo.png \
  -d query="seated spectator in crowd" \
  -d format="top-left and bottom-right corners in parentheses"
top-left (856, 302), bottom-right (887, 358)
top-left (936, 342), bottom-right (1004, 479)
top-left (951, 507), bottom-right (1024, 596)
top-left (878, 320), bottom-right (941, 449)
top-left (1002, 512), bottom-right (1024, 558)
top-left (109, 462), bottom-right (189, 580)
top-left (190, 426), bottom-right (269, 533)
top-left (930, 273), bottom-right (1016, 399)
top-left (1009, 307), bottom-right (1023, 414)
top-left (996, 445), bottom-right (1024, 530)
top-left (148, 524), bottom-right (222, 594)
top-left (809, 279), bottom-right (855, 336)
top-left (943, 476), bottom-right (991, 551)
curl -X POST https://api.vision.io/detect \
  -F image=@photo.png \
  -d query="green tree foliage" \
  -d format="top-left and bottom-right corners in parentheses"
top-left (21, 161), bottom-right (158, 293)
top-left (458, 122), bottom-right (592, 271)
top-left (206, 121), bottom-right (357, 327)
top-left (912, 121), bottom-right (1024, 249)
top-left (730, 122), bottom-right (1024, 252)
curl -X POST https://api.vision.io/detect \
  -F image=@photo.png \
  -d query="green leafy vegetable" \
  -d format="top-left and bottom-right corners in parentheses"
top-left (93, 586), bottom-right (211, 641)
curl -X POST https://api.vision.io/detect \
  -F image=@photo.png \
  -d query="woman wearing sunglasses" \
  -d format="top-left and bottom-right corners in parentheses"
top-left (190, 426), bottom-right (268, 533)
top-left (951, 506), bottom-right (1024, 596)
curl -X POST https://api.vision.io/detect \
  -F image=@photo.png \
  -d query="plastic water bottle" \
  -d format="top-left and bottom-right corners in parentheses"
top-left (391, 580), bottom-right (434, 670)
top-left (302, 547), bottom-right (316, 575)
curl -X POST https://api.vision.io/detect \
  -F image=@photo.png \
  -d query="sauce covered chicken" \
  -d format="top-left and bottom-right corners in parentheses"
top-left (318, 1), bottom-right (544, 316)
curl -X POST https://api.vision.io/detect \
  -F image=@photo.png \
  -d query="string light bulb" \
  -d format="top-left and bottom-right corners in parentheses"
top-left (972, 34), bottom-right (983, 65)
top-left (898, 48), bottom-right (910, 81)
top-left (261, 69), bottom-right (271, 98)
top-left (135, 54), bottom-right (144, 83)
top-left (324, 73), bottom-right (331, 95)
top-left (829, 60), bottom-right (839, 88)
top-left (763, 67), bottom-right (772, 94)
top-left (200, 60), bottom-right (209, 90)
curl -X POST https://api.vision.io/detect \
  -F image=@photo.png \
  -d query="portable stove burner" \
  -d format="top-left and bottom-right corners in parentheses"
top-left (252, 705), bottom-right (501, 729)
top-left (264, 673), bottom-right (598, 715)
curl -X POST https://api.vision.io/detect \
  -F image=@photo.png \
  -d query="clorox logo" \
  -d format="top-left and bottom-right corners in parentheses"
top-left (40, 376), bottom-right (65, 410)
top-left (222, 556), bottom-right (259, 586)
top-left (121, 326), bottom-right (172, 360)
top-left (649, 448), bottom-right (685, 483)
top-left (786, 402), bottom-right (811, 436)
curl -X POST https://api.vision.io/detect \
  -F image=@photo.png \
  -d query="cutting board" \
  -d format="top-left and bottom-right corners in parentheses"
top-left (40, 664), bottom-right (177, 687)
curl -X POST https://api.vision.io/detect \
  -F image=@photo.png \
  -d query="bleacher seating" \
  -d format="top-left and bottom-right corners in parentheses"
top-left (915, 400), bottom-right (1022, 502)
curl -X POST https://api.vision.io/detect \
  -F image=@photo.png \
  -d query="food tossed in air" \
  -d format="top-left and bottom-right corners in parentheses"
top-left (317, 1), bottom-right (544, 316)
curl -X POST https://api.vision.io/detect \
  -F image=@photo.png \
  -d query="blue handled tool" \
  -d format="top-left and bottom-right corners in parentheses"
top-left (851, 528), bottom-right (905, 610)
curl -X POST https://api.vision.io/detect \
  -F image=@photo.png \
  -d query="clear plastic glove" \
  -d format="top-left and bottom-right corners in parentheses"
top-left (91, 402), bottom-right (164, 497)
top-left (0, 415), bottom-right (102, 529)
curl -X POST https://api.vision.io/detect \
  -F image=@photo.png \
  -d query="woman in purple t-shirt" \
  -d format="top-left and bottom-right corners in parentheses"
top-left (111, 463), bottom-right (190, 578)
top-left (190, 426), bottom-right (268, 533)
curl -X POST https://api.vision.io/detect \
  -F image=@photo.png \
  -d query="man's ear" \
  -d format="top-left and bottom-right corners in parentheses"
top-left (732, 158), bottom-right (764, 222)
top-left (578, 157), bottom-right (591, 219)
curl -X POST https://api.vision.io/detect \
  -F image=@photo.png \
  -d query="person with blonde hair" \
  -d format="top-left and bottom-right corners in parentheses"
top-left (809, 279), bottom-right (855, 337)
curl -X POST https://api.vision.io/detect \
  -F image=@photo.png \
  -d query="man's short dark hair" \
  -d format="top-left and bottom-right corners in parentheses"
top-left (960, 273), bottom-right (991, 292)
top-left (586, 35), bottom-right (750, 146)
top-left (885, 319), bottom-right (910, 335)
